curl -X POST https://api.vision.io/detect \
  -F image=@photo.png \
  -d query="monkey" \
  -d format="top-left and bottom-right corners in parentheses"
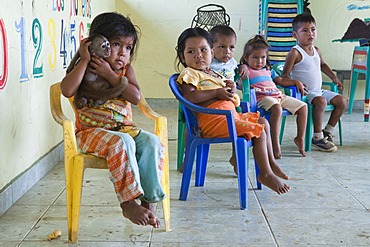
top-left (68, 34), bottom-right (129, 109)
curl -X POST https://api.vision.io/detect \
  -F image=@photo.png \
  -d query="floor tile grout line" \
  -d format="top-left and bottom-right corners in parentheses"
top-left (314, 158), bottom-right (369, 211)
top-left (249, 177), bottom-right (279, 247)
top-left (16, 187), bottom-right (66, 246)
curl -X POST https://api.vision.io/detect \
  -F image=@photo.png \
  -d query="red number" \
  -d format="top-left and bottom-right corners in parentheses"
top-left (0, 18), bottom-right (8, 90)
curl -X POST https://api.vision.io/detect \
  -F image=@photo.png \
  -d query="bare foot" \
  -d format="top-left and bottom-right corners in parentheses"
top-left (272, 143), bottom-right (282, 159)
top-left (120, 200), bottom-right (155, 227)
top-left (141, 201), bottom-right (160, 228)
top-left (294, 137), bottom-right (306, 157)
top-left (229, 156), bottom-right (238, 175)
top-left (270, 161), bottom-right (289, 180)
top-left (178, 162), bottom-right (184, 173)
top-left (258, 173), bottom-right (290, 194)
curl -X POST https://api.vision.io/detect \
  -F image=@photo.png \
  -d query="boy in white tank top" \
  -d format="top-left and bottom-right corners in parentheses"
top-left (282, 13), bottom-right (347, 152)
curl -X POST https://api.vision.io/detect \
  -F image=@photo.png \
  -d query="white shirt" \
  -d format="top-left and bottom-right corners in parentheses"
top-left (291, 44), bottom-right (322, 93)
top-left (210, 58), bottom-right (238, 80)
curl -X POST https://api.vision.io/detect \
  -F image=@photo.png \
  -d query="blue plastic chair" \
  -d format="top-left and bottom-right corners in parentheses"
top-left (169, 73), bottom-right (261, 210)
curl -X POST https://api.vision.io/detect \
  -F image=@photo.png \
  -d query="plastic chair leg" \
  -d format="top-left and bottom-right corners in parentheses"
top-left (195, 144), bottom-right (210, 187)
top-left (179, 142), bottom-right (197, 201)
top-left (279, 116), bottom-right (287, 145)
top-left (254, 159), bottom-right (261, 190)
top-left (365, 76), bottom-right (370, 122)
top-left (348, 71), bottom-right (359, 114)
top-left (66, 157), bottom-right (85, 243)
top-left (305, 104), bottom-right (314, 152)
top-left (235, 139), bottom-right (248, 210)
top-left (177, 104), bottom-right (186, 170)
top-left (338, 118), bottom-right (343, 146)
top-left (160, 161), bottom-right (171, 232)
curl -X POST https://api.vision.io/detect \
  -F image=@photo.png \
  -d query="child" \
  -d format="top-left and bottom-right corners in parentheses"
top-left (283, 13), bottom-right (347, 152)
top-left (175, 27), bottom-right (290, 195)
top-left (60, 12), bottom-right (165, 228)
top-left (239, 35), bottom-right (308, 159)
top-left (209, 25), bottom-right (239, 80)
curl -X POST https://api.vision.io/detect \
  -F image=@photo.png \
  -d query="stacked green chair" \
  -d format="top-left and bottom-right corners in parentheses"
top-left (259, 0), bottom-right (303, 65)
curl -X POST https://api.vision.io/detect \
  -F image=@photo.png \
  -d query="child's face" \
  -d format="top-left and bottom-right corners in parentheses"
top-left (293, 22), bottom-right (317, 46)
top-left (105, 36), bottom-right (134, 70)
top-left (212, 34), bottom-right (236, 63)
top-left (182, 37), bottom-right (213, 70)
top-left (246, 48), bottom-right (268, 70)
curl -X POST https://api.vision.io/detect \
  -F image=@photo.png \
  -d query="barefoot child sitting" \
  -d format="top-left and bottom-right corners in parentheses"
top-left (61, 12), bottom-right (165, 228)
top-left (239, 35), bottom-right (308, 159)
top-left (175, 27), bottom-right (290, 194)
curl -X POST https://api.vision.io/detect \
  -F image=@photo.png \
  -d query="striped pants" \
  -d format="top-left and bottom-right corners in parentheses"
top-left (76, 128), bottom-right (165, 203)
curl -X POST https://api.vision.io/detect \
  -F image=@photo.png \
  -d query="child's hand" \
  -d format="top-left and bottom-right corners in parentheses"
top-left (216, 87), bottom-right (236, 101)
top-left (294, 80), bottom-right (307, 95)
top-left (79, 38), bottom-right (92, 62)
top-left (225, 80), bottom-right (236, 94)
top-left (332, 77), bottom-right (344, 90)
top-left (89, 54), bottom-right (113, 79)
top-left (238, 64), bottom-right (248, 80)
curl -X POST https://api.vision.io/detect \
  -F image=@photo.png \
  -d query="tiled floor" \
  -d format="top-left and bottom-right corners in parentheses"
top-left (1, 106), bottom-right (370, 246)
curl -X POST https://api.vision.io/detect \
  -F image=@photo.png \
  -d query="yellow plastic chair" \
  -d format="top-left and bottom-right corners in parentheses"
top-left (49, 82), bottom-right (171, 243)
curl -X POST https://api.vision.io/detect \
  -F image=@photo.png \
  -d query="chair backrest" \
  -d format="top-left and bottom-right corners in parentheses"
top-left (191, 4), bottom-right (230, 31)
top-left (50, 82), bottom-right (79, 157)
top-left (50, 82), bottom-right (107, 169)
top-left (169, 74), bottom-right (202, 138)
top-left (271, 62), bottom-right (285, 76)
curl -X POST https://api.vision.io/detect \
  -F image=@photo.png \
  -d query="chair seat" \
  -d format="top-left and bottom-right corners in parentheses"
top-left (78, 154), bottom-right (107, 169)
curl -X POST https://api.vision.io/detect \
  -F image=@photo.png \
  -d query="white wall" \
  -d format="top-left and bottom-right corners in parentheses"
top-left (0, 1), bottom-right (115, 192)
top-left (310, 0), bottom-right (370, 98)
top-left (116, 0), bottom-right (260, 98)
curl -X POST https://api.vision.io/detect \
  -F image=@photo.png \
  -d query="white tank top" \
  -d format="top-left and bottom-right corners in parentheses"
top-left (291, 44), bottom-right (322, 93)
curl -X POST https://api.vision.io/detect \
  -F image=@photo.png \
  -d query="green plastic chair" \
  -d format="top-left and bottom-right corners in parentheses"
top-left (272, 62), bottom-right (343, 152)
top-left (177, 105), bottom-right (186, 170)
top-left (302, 82), bottom-right (343, 152)
top-left (347, 45), bottom-right (370, 122)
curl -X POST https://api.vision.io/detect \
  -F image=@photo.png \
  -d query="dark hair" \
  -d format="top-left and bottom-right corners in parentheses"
top-left (89, 12), bottom-right (140, 61)
top-left (240, 35), bottom-right (271, 69)
top-left (175, 27), bottom-right (212, 71)
top-left (292, 13), bottom-right (316, 32)
top-left (209, 25), bottom-right (236, 43)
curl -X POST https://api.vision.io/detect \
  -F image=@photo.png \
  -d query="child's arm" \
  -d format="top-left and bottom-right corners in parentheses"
top-left (279, 48), bottom-right (306, 94)
top-left (238, 64), bottom-right (248, 80)
top-left (60, 38), bottom-right (91, 98)
top-left (89, 56), bottom-right (141, 105)
top-left (274, 76), bottom-right (306, 95)
top-left (181, 82), bottom-right (235, 107)
top-left (282, 48), bottom-right (299, 79)
top-left (316, 47), bottom-right (344, 90)
top-left (120, 64), bottom-right (141, 105)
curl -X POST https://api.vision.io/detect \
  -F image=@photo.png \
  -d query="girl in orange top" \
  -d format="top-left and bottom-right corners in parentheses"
top-left (175, 27), bottom-right (290, 195)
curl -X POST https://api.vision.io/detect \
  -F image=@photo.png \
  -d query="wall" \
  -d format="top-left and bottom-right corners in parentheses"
top-left (0, 0), bottom-right (115, 210)
top-left (116, 0), bottom-right (260, 98)
top-left (310, 0), bottom-right (370, 99)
